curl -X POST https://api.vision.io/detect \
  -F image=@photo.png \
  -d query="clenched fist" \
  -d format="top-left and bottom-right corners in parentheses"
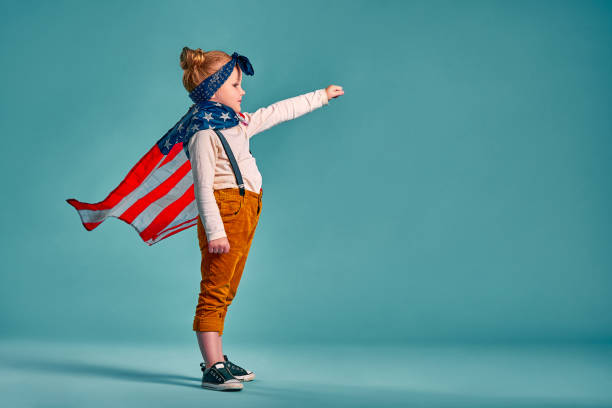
top-left (208, 236), bottom-right (230, 254)
top-left (325, 85), bottom-right (344, 100)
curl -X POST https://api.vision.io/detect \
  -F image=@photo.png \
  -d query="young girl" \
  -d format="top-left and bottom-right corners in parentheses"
top-left (179, 47), bottom-right (343, 391)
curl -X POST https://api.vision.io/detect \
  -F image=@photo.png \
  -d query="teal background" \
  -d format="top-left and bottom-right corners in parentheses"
top-left (1, 0), bottom-right (611, 348)
top-left (2, 1), bottom-right (612, 406)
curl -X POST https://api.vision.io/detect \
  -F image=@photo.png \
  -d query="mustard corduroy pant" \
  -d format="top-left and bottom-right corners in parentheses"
top-left (193, 187), bottom-right (262, 335)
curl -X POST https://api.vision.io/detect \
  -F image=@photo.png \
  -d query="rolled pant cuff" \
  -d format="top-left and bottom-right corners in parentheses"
top-left (193, 316), bottom-right (224, 335)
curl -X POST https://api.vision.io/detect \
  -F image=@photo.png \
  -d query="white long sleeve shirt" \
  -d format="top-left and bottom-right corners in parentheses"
top-left (187, 88), bottom-right (329, 241)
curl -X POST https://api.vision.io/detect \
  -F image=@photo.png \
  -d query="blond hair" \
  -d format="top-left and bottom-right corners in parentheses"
top-left (179, 47), bottom-right (233, 93)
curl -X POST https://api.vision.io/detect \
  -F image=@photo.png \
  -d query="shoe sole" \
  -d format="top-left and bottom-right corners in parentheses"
top-left (201, 381), bottom-right (243, 391)
top-left (234, 372), bottom-right (255, 382)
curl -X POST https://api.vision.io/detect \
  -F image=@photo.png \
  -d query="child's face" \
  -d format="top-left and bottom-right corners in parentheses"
top-left (210, 66), bottom-right (245, 113)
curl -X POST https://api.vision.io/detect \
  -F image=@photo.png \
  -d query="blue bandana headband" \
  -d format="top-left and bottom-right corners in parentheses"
top-left (189, 52), bottom-right (254, 103)
top-left (156, 51), bottom-right (254, 159)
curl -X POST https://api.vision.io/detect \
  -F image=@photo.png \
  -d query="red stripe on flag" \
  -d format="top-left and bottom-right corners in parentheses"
top-left (147, 217), bottom-right (199, 245)
top-left (65, 144), bottom-right (164, 211)
top-left (139, 183), bottom-right (195, 243)
top-left (83, 221), bottom-right (102, 231)
top-left (65, 200), bottom-right (104, 231)
top-left (156, 214), bottom-right (198, 237)
top-left (159, 142), bottom-right (184, 168)
top-left (118, 158), bottom-right (192, 224)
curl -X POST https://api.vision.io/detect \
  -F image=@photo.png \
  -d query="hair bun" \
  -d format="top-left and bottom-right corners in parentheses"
top-left (180, 47), bottom-right (206, 71)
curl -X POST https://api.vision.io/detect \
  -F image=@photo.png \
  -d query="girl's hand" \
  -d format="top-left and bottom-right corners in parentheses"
top-left (325, 85), bottom-right (344, 100)
top-left (209, 237), bottom-right (230, 254)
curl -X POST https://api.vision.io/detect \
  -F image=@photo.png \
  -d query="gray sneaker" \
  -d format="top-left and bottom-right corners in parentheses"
top-left (200, 361), bottom-right (243, 391)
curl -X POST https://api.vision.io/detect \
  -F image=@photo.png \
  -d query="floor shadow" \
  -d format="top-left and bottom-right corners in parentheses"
top-left (1, 352), bottom-right (610, 408)
top-left (1, 354), bottom-right (202, 389)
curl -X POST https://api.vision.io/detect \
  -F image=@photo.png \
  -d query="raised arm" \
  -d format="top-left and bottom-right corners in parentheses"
top-left (242, 88), bottom-right (329, 139)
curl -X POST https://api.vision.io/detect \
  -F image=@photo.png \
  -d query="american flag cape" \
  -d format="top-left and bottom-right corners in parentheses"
top-left (66, 107), bottom-right (247, 246)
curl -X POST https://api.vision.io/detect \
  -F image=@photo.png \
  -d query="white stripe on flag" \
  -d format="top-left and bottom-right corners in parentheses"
top-left (130, 169), bottom-right (195, 232)
top-left (150, 215), bottom-right (199, 244)
top-left (155, 200), bottom-right (198, 236)
top-left (77, 152), bottom-right (188, 224)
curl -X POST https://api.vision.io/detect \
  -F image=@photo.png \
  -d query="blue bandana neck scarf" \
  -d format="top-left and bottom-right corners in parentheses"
top-left (156, 51), bottom-right (254, 159)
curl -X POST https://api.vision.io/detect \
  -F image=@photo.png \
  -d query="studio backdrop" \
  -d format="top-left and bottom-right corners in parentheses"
top-left (0, 0), bottom-right (610, 345)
